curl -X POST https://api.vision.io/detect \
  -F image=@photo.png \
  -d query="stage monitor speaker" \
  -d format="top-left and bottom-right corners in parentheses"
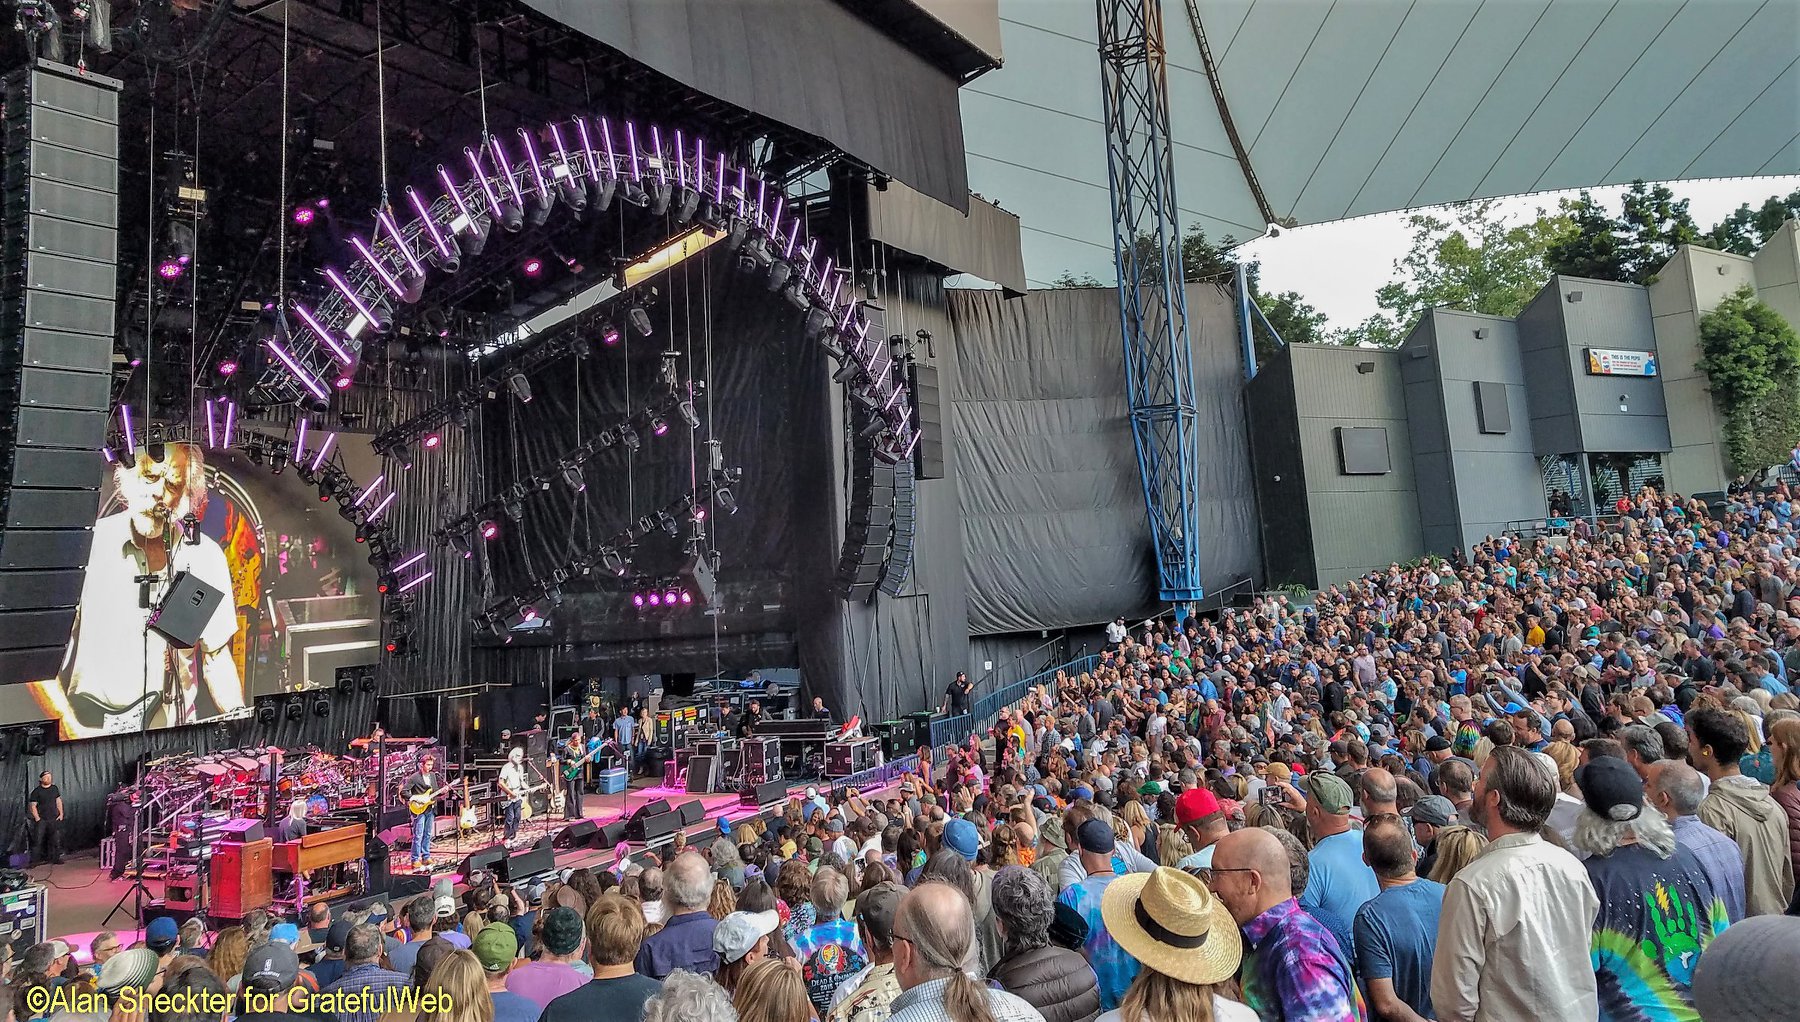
top-left (629, 798), bottom-right (672, 822)
top-left (685, 755), bottom-right (717, 794)
top-left (147, 571), bottom-right (226, 649)
top-left (501, 844), bottom-right (555, 882)
top-left (461, 844), bottom-right (507, 878)
top-left (909, 364), bottom-right (944, 479)
top-left (739, 778), bottom-right (787, 807)
top-left (554, 819), bottom-right (599, 849)
top-left (599, 821), bottom-right (629, 847)
top-left (387, 874), bottom-right (431, 900)
top-left (677, 800), bottom-right (704, 826)
top-left (0, 61), bottom-right (122, 685)
top-left (905, 710), bottom-right (935, 751)
top-left (532, 835), bottom-right (553, 851)
top-left (625, 807), bottom-right (682, 843)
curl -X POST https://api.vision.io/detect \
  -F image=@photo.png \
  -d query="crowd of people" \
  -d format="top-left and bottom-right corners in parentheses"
top-left (13, 482), bottom-right (1800, 1022)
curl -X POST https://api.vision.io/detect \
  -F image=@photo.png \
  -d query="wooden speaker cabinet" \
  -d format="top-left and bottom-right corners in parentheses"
top-left (210, 838), bottom-right (274, 919)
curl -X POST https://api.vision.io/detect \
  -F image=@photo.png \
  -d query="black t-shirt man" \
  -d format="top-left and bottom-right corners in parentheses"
top-left (946, 672), bottom-right (973, 715)
top-left (27, 781), bottom-right (60, 821)
top-left (540, 974), bottom-right (662, 1022)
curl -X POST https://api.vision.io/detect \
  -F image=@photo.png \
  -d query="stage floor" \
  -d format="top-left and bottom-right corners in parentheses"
top-left (38, 771), bottom-right (878, 960)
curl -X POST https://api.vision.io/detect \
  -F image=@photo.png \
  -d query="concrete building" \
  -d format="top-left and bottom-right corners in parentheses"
top-left (1248, 227), bottom-right (1797, 586)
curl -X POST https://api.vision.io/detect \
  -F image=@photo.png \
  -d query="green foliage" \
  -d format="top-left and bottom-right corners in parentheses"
top-left (1047, 270), bottom-right (1103, 289)
top-left (1703, 189), bottom-right (1800, 255)
top-left (1254, 289), bottom-right (1327, 354)
top-left (1696, 285), bottom-right (1800, 476)
top-left (1328, 200), bottom-right (1572, 346)
top-left (1545, 181), bottom-right (1699, 284)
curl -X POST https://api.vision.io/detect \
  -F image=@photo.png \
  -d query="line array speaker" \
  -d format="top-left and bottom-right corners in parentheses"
top-left (0, 61), bottom-right (121, 685)
top-left (879, 457), bottom-right (915, 596)
top-left (908, 363), bottom-right (944, 479)
top-left (835, 442), bottom-right (894, 602)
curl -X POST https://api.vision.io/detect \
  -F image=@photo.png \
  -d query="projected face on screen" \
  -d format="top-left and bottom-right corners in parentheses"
top-left (9, 439), bottom-right (383, 739)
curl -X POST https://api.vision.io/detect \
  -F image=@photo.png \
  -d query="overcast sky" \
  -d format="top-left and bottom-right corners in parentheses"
top-left (1234, 175), bottom-right (1800, 328)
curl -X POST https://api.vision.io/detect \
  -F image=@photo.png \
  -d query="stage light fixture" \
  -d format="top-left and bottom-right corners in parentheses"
top-left (766, 260), bottom-right (793, 291)
top-left (311, 693), bottom-right (331, 717)
top-left (658, 510), bottom-right (679, 536)
top-left (545, 584), bottom-right (564, 608)
top-left (293, 205), bottom-right (316, 226)
top-left (663, 588), bottom-right (678, 605)
top-left (727, 219), bottom-right (749, 251)
top-left (804, 307), bottom-right (833, 343)
top-left (647, 591), bottom-right (661, 606)
top-left (560, 462), bottom-right (585, 492)
top-left (522, 257), bottom-right (544, 277)
top-left (570, 335), bottom-right (592, 359)
top-left (479, 519), bottom-right (500, 540)
top-left (449, 531), bottom-right (473, 558)
top-left (423, 433), bottom-right (442, 450)
top-left (285, 697), bottom-right (304, 721)
top-left (157, 258), bottom-right (186, 280)
top-left (257, 701), bottom-right (278, 726)
top-left (622, 179), bottom-right (649, 207)
top-left (628, 306), bottom-right (653, 337)
top-left (506, 368), bottom-right (533, 403)
top-left (520, 604), bottom-right (539, 623)
top-left (833, 358), bottom-right (861, 384)
top-left (633, 592), bottom-right (646, 608)
top-left (503, 493), bottom-right (524, 521)
top-left (678, 400), bottom-right (700, 429)
top-left (377, 571), bottom-right (396, 594)
top-left (650, 415), bottom-right (669, 437)
top-left (395, 444), bottom-right (415, 470)
top-left (600, 322), bottom-right (622, 346)
top-left (648, 179), bottom-right (673, 216)
top-left (860, 415), bottom-right (886, 439)
top-left (334, 375), bottom-right (354, 390)
top-left (675, 188), bottom-right (700, 224)
top-left (590, 175), bottom-right (618, 212)
top-left (620, 423), bottom-right (641, 452)
top-left (783, 277), bottom-right (810, 310)
top-left (716, 486), bottom-right (738, 515)
top-left (600, 548), bottom-right (628, 576)
top-left (679, 590), bottom-right (694, 606)
top-left (852, 387), bottom-right (879, 410)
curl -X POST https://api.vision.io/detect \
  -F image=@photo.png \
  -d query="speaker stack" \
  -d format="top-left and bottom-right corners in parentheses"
top-left (623, 799), bottom-right (681, 843)
top-left (835, 441), bottom-right (894, 602)
top-left (0, 60), bottom-right (121, 684)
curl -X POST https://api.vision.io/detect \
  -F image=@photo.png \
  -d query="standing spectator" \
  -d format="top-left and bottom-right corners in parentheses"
top-left (1170, 788), bottom-right (1230, 872)
top-left (1691, 914), bottom-right (1800, 1022)
top-left (1765, 717), bottom-right (1800, 887)
top-left (1054, 820), bottom-right (1140, 1011)
top-left (505, 907), bottom-right (587, 1008)
top-left (1689, 706), bottom-right (1796, 915)
top-left (828, 883), bottom-right (904, 1022)
top-left (735, 958), bottom-right (814, 1022)
top-left (1431, 747), bottom-right (1598, 1022)
top-left (1645, 761), bottom-right (1749, 923)
top-left (642, 970), bottom-right (735, 1022)
top-left (541, 895), bottom-right (661, 1022)
top-left (713, 910), bottom-right (780, 998)
top-left (1095, 866), bottom-right (1255, 1022)
top-left (320, 924), bottom-right (411, 1022)
top-left (389, 898), bottom-right (438, 976)
top-left (1352, 814), bottom-right (1445, 1022)
top-left (885, 883), bottom-right (1045, 1022)
top-left (792, 868), bottom-right (867, 1016)
top-left (1209, 827), bottom-right (1365, 1021)
top-left (1409, 796), bottom-right (1456, 878)
top-left (988, 867), bottom-right (1099, 1022)
top-left (27, 771), bottom-right (63, 866)
top-left (943, 817), bottom-right (1002, 975)
top-left (1296, 772), bottom-right (1379, 959)
top-left (1571, 756), bottom-right (1728, 1020)
top-left (636, 852), bottom-right (721, 979)
top-left (472, 923), bottom-right (538, 1022)
top-left (415, 950), bottom-right (494, 1022)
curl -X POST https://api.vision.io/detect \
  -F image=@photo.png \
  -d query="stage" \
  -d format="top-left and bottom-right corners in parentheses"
top-left (35, 768), bottom-right (900, 961)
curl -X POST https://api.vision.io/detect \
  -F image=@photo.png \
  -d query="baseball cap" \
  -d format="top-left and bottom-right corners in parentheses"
top-left (145, 916), bottom-right (179, 951)
top-left (540, 906), bottom-right (585, 957)
top-left (434, 895), bottom-right (457, 919)
top-left (471, 924), bottom-right (519, 973)
top-left (853, 882), bottom-right (904, 947)
top-left (943, 818), bottom-right (981, 862)
top-left (1038, 816), bottom-right (1067, 852)
top-left (270, 923), bottom-right (300, 946)
top-left (47, 940), bottom-right (69, 959)
top-left (1410, 795), bottom-right (1455, 828)
top-left (1575, 756), bottom-right (1645, 822)
top-left (242, 942), bottom-right (300, 992)
top-left (1424, 736), bottom-right (1451, 752)
top-left (1302, 772), bottom-right (1354, 815)
top-left (1076, 819), bottom-right (1116, 855)
top-left (1069, 785), bottom-right (1095, 802)
top-left (711, 910), bottom-right (780, 965)
top-left (326, 919), bottom-right (354, 952)
top-left (1174, 788), bottom-right (1222, 827)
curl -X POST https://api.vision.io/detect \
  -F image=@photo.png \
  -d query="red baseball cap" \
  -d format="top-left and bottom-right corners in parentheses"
top-left (1174, 788), bottom-right (1223, 826)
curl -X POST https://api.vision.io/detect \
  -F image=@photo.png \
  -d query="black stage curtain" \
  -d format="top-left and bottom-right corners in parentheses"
top-left (947, 283), bottom-right (1261, 634)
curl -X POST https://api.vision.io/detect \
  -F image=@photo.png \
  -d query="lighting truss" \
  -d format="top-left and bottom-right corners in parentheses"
top-left (430, 384), bottom-right (705, 550)
top-left (272, 114), bottom-right (913, 465)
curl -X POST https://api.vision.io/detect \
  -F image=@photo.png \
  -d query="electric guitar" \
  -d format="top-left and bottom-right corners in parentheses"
top-left (563, 741), bottom-right (612, 779)
top-left (408, 782), bottom-right (447, 816)
top-left (458, 777), bottom-right (478, 831)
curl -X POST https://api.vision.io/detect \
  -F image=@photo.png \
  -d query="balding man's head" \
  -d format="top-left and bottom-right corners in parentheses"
top-left (1646, 760), bottom-right (1707, 820)
top-left (1209, 827), bottom-right (1291, 925)
top-left (1360, 768), bottom-right (1398, 811)
top-left (893, 882), bottom-right (977, 992)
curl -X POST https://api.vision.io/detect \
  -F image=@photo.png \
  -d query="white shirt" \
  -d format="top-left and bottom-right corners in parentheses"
top-left (1105, 621), bottom-right (1128, 644)
top-left (1098, 998), bottom-right (1255, 1022)
top-left (499, 761), bottom-right (529, 801)
top-left (1431, 831), bottom-right (1599, 1022)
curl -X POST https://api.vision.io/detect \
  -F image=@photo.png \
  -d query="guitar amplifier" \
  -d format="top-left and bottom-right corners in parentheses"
top-left (824, 738), bottom-right (877, 779)
top-left (686, 754), bottom-right (718, 794)
top-left (210, 838), bottom-right (274, 919)
top-left (741, 738), bottom-right (780, 784)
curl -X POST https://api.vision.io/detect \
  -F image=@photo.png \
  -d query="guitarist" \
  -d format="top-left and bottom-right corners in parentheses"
top-left (498, 747), bottom-right (528, 840)
top-left (559, 728), bottom-right (593, 821)
top-left (407, 753), bottom-right (441, 870)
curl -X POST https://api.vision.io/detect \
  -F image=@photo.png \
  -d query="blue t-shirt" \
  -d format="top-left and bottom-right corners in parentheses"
top-left (1353, 879), bottom-right (1446, 1020)
top-left (1300, 830), bottom-right (1380, 959)
top-left (491, 990), bottom-right (541, 1022)
top-left (1056, 873), bottom-right (1140, 1010)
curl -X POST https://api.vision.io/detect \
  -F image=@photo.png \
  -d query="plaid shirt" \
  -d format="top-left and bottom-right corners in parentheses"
top-left (320, 963), bottom-right (410, 1022)
top-left (886, 978), bottom-right (1045, 1022)
top-left (1240, 898), bottom-right (1367, 1022)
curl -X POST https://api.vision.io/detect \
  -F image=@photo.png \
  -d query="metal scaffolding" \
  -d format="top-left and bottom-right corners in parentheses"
top-left (1096, 0), bottom-right (1203, 602)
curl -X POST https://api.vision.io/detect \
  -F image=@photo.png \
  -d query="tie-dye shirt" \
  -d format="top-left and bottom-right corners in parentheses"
top-left (1055, 872), bottom-right (1140, 1010)
top-left (1583, 843), bottom-right (1730, 1022)
top-left (1239, 898), bottom-right (1367, 1022)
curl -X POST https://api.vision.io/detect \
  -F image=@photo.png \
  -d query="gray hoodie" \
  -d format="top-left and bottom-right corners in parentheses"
top-left (1698, 774), bottom-right (1797, 916)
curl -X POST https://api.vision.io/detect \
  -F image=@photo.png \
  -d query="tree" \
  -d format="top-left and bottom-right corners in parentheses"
top-left (1545, 181), bottom-right (1700, 284)
top-left (1253, 290), bottom-right (1327, 351)
top-left (1697, 285), bottom-right (1800, 476)
top-left (1047, 270), bottom-right (1103, 288)
top-left (1328, 200), bottom-right (1572, 346)
top-left (1704, 188), bottom-right (1800, 255)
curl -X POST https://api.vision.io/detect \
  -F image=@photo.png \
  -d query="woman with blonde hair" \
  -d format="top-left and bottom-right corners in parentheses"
top-left (989, 823), bottom-right (1021, 868)
top-left (417, 949), bottom-right (494, 1022)
top-left (1156, 824), bottom-right (1192, 868)
top-left (1096, 867), bottom-right (1254, 1022)
top-left (733, 957), bottom-right (814, 1022)
top-left (1425, 826), bottom-right (1489, 884)
top-left (207, 926), bottom-right (248, 986)
top-left (1117, 800), bottom-right (1154, 862)
top-left (708, 877), bottom-right (738, 920)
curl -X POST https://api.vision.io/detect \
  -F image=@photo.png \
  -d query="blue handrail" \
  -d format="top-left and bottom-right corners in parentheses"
top-left (927, 652), bottom-right (1102, 752)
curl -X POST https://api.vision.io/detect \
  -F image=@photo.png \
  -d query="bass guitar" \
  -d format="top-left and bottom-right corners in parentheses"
top-left (563, 740), bottom-right (613, 779)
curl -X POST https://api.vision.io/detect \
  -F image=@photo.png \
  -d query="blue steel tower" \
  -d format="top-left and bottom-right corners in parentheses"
top-left (1096, 0), bottom-right (1203, 602)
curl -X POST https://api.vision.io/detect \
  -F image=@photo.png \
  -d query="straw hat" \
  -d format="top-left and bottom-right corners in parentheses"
top-left (1099, 866), bottom-right (1241, 986)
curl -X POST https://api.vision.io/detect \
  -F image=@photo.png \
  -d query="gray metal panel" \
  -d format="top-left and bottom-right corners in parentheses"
top-left (1428, 309), bottom-right (1547, 545)
top-left (24, 250), bottom-right (114, 300)
top-left (1558, 276), bottom-right (1672, 453)
top-left (1517, 282), bottom-right (1581, 455)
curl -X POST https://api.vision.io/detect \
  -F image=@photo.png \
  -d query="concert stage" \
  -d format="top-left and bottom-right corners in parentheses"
top-left (41, 768), bottom-right (902, 957)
